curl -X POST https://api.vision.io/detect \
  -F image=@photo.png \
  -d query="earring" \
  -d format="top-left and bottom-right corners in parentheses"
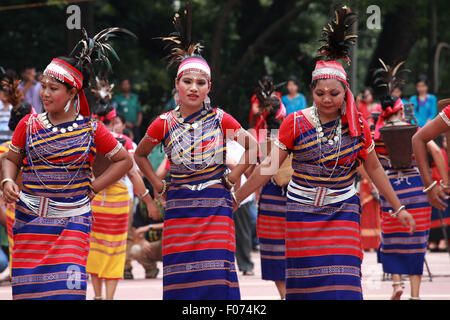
top-left (64, 100), bottom-right (71, 113)
top-left (74, 95), bottom-right (80, 115)
top-left (340, 101), bottom-right (346, 115)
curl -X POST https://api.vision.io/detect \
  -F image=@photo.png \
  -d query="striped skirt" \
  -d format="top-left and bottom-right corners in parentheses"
top-left (379, 168), bottom-right (431, 275)
top-left (257, 180), bottom-right (286, 282)
top-left (359, 180), bottom-right (381, 250)
top-left (86, 181), bottom-right (130, 279)
top-left (11, 207), bottom-right (91, 300)
top-left (6, 203), bottom-right (15, 264)
top-left (162, 184), bottom-right (240, 300)
top-left (429, 199), bottom-right (450, 243)
top-left (285, 194), bottom-right (363, 300)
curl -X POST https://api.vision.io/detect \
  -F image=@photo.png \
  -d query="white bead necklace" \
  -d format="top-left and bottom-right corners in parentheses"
top-left (309, 106), bottom-right (342, 146)
top-left (39, 112), bottom-right (82, 134)
top-left (173, 105), bottom-right (208, 130)
top-left (309, 106), bottom-right (343, 181)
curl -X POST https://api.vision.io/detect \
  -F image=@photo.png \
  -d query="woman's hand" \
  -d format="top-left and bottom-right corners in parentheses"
top-left (88, 179), bottom-right (99, 201)
top-left (155, 179), bottom-right (164, 195)
top-left (425, 184), bottom-right (448, 210)
top-left (135, 225), bottom-right (151, 239)
top-left (145, 198), bottom-right (161, 221)
top-left (2, 181), bottom-right (20, 203)
top-left (155, 180), bottom-right (169, 204)
top-left (232, 199), bottom-right (239, 212)
top-left (396, 209), bottom-right (416, 235)
top-left (87, 190), bottom-right (97, 201)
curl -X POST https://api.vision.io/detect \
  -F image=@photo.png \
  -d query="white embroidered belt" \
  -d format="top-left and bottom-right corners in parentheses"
top-left (19, 191), bottom-right (91, 218)
top-left (179, 178), bottom-right (223, 191)
top-left (287, 180), bottom-right (356, 206)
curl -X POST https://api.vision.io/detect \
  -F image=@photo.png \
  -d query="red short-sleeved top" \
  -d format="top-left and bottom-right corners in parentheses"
top-left (277, 110), bottom-right (373, 160)
top-left (145, 108), bottom-right (242, 145)
top-left (439, 105), bottom-right (450, 126)
top-left (11, 114), bottom-right (120, 164)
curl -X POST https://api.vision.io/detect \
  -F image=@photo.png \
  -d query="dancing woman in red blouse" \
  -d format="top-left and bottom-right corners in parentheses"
top-left (134, 4), bottom-right (257, 300)
top-left (1, 29), bottom-right (133, 300)
top-left (234, 7), bottom-right (415, 300)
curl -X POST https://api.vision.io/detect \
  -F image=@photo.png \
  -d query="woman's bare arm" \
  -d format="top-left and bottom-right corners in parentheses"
top-left (363, 150), bottom-right (416, 234)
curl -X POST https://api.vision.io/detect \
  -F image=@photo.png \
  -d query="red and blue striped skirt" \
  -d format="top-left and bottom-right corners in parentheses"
top-left (285, 194), bottom-right (363, 300)
top-left (11, 206), bottom-right (91, 300)
top-left (379, 168), bottom-right (431, 275)
top-left (257, 181), bottom-right (286, 282)
top-left (162, 183), bottom-right (240, 300)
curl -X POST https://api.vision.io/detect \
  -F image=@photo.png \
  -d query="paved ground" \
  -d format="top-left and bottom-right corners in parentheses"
top-left (0, 250), bottom-right (449, 300)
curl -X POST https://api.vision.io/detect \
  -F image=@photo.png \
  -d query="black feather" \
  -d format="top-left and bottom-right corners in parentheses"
top-left (317, 6), bottom-right (358, 64)
top-left (156, 0), bottom-right (203, 68)
top-left (1, 72), bottom-right (23, 108)
top-left (70, 27), bottom-right (137, 76)
top-left (255, 78), bottom-right (277, 113)
top-left (373, 58), bottom-right (410, 95)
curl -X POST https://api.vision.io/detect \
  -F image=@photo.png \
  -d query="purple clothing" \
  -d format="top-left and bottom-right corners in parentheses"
top-left (19, 81), bottom-right (43, 113)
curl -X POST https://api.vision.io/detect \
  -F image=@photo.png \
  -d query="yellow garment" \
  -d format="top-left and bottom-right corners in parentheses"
top-left (86, 181), bottom-right (130, 279)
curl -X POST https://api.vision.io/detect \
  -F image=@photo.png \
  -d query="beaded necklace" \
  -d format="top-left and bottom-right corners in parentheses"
top-left (25, 113), bottom-right (94, 190)
top-left (295, 110), bottom-right (359, 187)
top-left (164, 104), bottom-right (223, 172)
top-left (309, 106), bottom-right (343, 181)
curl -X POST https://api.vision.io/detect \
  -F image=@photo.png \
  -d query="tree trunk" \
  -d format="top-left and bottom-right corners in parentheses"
top-left (428, 0), bottom-right (438, 93)
top-left (210, 0), bottom-right (241, 83)
top-left (213, 0), bottom-right (314, 104)
top-left (364, 3), bottom-right (420, 95)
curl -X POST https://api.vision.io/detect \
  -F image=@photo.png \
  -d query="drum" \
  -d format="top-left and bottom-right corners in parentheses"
top-left (379, 124), bottom-right (418, 169)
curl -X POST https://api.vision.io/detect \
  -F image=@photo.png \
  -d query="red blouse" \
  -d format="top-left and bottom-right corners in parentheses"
top-left (145, 108), bottom-right (242, 144)
top-left (11, 114), bottom-right (120, 165)
top-left (277, 110), bottom-right (373, 160)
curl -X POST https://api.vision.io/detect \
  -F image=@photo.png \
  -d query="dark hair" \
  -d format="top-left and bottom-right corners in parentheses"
top-left (380, 95), bottom-right (400, 112)
top-left (415, 74), bottom-right (429, 86)
top-left (21, 66), bottom-right (35, 73)
top-left (122, 128), bottom-right (133, 139)
top-left (287, 75), bottom-right (299, 86)
top-left (93, 99), bottom-right (114, 125)
top-left (116, 113), bottom-right (126, 125)
top-left (265, 96), bottom-right (282, 131)
top-left (9, 102), bottom-right (32, 131)
top-left (119, 78), bottom-right (130, 85)
top-left (360, 86), bottom-right (373, 96)
top-left (261, 75), bottom-right (273, 85)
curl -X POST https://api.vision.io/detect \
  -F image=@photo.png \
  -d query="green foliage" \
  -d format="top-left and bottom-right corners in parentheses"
top-left (0, 0), bottom-right (449, 129)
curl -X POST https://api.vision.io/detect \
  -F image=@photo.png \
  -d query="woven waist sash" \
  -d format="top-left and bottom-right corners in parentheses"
top-left (287, 180), bottom-right (356, 206)
top-left (19, 191), bottom-right (91, 218)
top-left (179, 178), bottom-right (223, 191)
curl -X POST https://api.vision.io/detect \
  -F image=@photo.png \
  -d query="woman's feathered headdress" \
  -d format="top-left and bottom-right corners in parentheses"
top-left (254, 77), bottom-right (286, 126)
top-left (255, 78), bottom-right (286, 112)
top-left (373, 58), bottom-right (410, 95)
top-left (159, 1), bottom-right (203, 68)
top-left (317, 6), bottom-right (358, 64)
top-left (1, 72), bottom-right (23, 108)
top-left (91, 76), bottom-right (114, 102)
top-left (70, 27), bottom-right (137, 77)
